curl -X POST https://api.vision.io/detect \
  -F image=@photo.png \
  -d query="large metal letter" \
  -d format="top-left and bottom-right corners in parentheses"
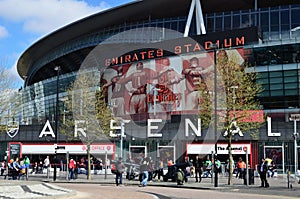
top-left (39, 120), bottom-right (55, 138)
top-left (185, 118), bottom-right (201, 137)
top-left (74, 120), bottom-right (86, 137)
top-left (267, 116), bottom-right (281, 137)
top-left (148, 119), bottom-right (163, 137)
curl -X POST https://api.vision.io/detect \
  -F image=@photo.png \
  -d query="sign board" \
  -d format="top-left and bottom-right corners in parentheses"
top-left (22, 143), bottom-right (115, 155)
top-left (56, 146), bottom-right (66, 150)
top-left (289, 114), bottom-right (300, 121)
top-left (186, 143), bottom-right (251, 155)
top-left (8, 142), bottom-right (22, 160)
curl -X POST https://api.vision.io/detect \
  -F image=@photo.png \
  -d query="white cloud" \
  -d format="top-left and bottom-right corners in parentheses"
top-left (0, 0), bottom-right (110, 35)
top-left (7, 62), bottom-right (23, 88)
top-left (0, 25), bottom-right (9, 38)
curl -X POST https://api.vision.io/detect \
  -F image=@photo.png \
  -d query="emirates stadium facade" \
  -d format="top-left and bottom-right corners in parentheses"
top-left (1, 0), bottom-right (300, 173)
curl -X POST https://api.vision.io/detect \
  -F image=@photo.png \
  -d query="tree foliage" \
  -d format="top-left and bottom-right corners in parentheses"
top-left (198, 49), bottom-right (264, 185)
top-left (59, 69), bottom-right (113, 180)
top-left (0, 64), bottom-right (18, 133)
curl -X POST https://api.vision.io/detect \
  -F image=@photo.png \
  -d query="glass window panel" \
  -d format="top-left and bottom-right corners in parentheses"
top-left (269, 71), bottom-right (282, 78)
top-left (215, 16), bottom-right (223, 32)
top-left (257, 78), bottom-right (269, 84)
top-left (260, 12), bottom-right (269, 26)
top-left (241, 14), bottom-right (251, 28)
top-left (281, 10), bottom-right (290, 26)
top-left (270, 83), bottom-right (283, 89)
top-left (170, 21), bottom-right (178, 31)
top-left (283, 63), bottom-right (297, 70)
top-left (270, 90), bottom-right (283, 96)
top-left (165, 22), bottom-right (171, 29)
top-left (284, 76), bottom-right (297, 83)
top-left (281, 24), bottom-right (290, 31)
top-left (233, 15), bottom-right (240, 28)
top-left (251, 13), bottom-right (258, 26)
top-left (270, 77), bottom-right (283, 84)
top-left (206, 17), bottom-right (214, 32)
top-left (270, 10), bottom-right (279, 37)
top-left (260, 12), bottom-right (269, 35)
top-left (178, 21), bottom-right (186, 32)
top-left (284, 70), bottom-right (297, 76)
top-left (291, 8), bottom-right (300, 27)
top-left (224, 16), bottom-right (231, 30)
top-left (260, 90), bottom-right (270, 97)
top-left (285, 89), bottom-right (298, 96)
top-left (259, 72), bottom-right (269, 78)
top-left (284, 83), bottom-right (297, 89)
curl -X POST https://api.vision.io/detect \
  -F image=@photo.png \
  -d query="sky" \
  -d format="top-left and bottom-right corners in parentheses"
top-left (0, 0), bottom-right (132, 87)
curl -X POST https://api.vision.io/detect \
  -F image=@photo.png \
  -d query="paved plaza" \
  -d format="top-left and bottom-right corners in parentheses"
top-left (0, 171), bottom-right (299, 198)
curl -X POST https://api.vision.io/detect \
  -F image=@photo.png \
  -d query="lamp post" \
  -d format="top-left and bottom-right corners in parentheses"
top-left (120, 121), bottom-right (124, 159)
top-left (53, 66), bottom-right (61, 181)
top-left (289, 114), bottom-right (299, 177)
top-left (209, 43), bottom-right (218, 187)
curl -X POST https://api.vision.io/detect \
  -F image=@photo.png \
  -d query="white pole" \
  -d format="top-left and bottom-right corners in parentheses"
top-left (66, 151), bottom-right (69, 181)
top-left (294, 120), bottom-right (298, 178)
top-left (105, 150), bottom-right (107, 179)
top-left (120, 121), bottom-right (124, 159)
top-left (184, 0), bottom-right (196, 37)
top-left (195, 0), bottom-right (206, 34)
top-left (246, 148), bottom-right (249, 186)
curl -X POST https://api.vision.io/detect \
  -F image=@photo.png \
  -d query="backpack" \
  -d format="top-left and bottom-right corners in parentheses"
top-left (24, 158), bottom-right (30, 165)
top-left (177, 169), bottom-right (184, 183)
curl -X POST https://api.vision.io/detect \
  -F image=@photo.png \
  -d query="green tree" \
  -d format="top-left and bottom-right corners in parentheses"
top-left (198, 49), bottom-right (264, 185)
top-left (0, 64), bottom-right (19, 133)
top-left (60, 69), bottom-right (113, 180)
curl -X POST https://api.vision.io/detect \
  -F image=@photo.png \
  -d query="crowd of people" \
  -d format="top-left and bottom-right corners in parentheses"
top-left (0, 156), bottom-right (30, 180)
top-left (0, 155), bottom-right (109, 181)
top-left (113, 154), bottom-right (224, 187)
top-left (112, 154), bottom-right (281, 188)
top-left (0, 154), bottom-right (278, 188)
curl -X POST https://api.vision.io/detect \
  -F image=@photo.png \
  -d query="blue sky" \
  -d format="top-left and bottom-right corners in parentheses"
top-left (0, 0), bottom-right (132, 87)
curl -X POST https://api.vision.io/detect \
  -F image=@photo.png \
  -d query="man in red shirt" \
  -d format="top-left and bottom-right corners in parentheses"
top-left (68, 158), bottom-right (76, 180)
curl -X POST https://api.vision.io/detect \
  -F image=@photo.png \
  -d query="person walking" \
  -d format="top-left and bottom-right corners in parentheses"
top-left (155, 158), bottom-right (164, 182)
top-left (12, 157), bottom-right (20, 180)
top-left (259, 158), bottom-right (269, 188)
top-left (115, 157), bottom-right (125, 186)
top-left (44, 156), bottom-right (50, 178)
top-left (0, 161), bottom-right (5, 176)
top-left (68, 157), bottom-right (76, 180)
top-left (236, 157), bottom-right (246, 179)
top-left (204, 157), bottom-right (212, 178)
top-left (24, 156), bottom-right (30, 180)
top-left (139, 157), bottom-right (149, 187)
top-left (194, 155), bottom-right (203, 183)
top-left (147, 157), bottom-right (154, 182)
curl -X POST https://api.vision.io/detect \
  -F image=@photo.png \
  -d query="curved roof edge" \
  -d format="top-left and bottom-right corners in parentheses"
top-left (17, 0), bottom-right (143, 79)
top-left (17, 0), bottom-right (299, 80)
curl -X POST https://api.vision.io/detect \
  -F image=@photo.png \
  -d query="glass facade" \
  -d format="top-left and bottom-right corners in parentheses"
top-left (19, 4), bottom-right (300, 126)
top-left (206, 4), bottom-right (300, 41)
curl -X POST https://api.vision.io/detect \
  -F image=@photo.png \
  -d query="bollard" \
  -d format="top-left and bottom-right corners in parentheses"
top-left (287, 170), bottom-right (290, 189)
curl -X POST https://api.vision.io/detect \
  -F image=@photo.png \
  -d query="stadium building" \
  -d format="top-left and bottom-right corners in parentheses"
top-left (1, 0), bottom-right (300, 173)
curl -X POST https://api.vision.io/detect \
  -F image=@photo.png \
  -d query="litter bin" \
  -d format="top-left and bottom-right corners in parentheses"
top-left (244, 168), bottom-right (255, 185)
top-left (248, 168), bottom-right (254, 185)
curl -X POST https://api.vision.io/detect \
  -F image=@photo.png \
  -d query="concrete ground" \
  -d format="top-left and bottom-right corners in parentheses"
top-left (0, 171), bottom-right (299, 198)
